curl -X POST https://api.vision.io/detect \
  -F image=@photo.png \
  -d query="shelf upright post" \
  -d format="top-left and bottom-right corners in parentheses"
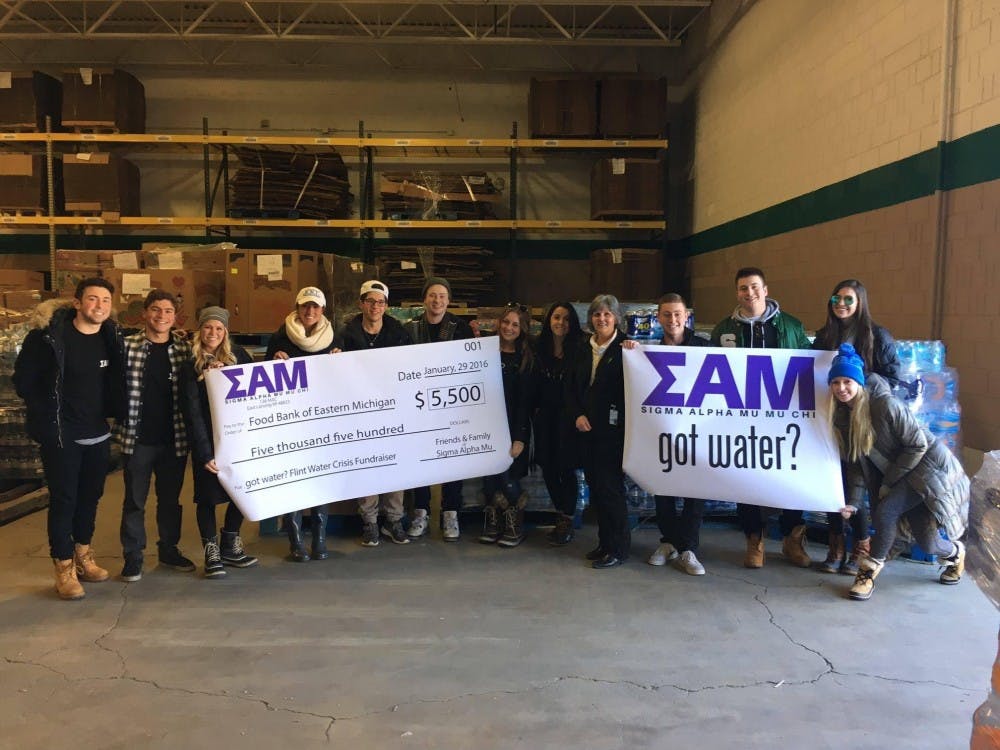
top-left (509, 121), bottom-right (518, 300)
top-left (221, 130), bottom-right (231, 240)
top-left (45, 115), bottom-right (55, 290)
top-left (202, 117), bottom-right (212, 238)
top-left (360, 120), bottom-right (375, 265)
top-left (660, 123), bottom-right (672, 291)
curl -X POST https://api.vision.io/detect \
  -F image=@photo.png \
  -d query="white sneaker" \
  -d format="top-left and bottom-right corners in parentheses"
top-left (675, 550), bottom-right (706, 576)
top-left (408, 509), bottom-right (429, 539)
top-left (442, 510), bottom-right (460, 542)
top-left (648, 542), bottom-right (678, 566)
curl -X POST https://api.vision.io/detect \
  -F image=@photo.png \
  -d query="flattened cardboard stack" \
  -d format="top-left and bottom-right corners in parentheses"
top-left (590, 158), bottom-right (664, 220)
top-left (61, 69), bottom-right (145, 133)
top-left (380, 172), bottom-right (503, 220)
top-left (0, 71), bottom-right (61, 131)
top-left (598, 78), bottom-right (667, 138)
top-left (323, 254), bottom-right (377, 326)
top-left (374, 246), bottom-right (494, 306)
top-left (229, 147), bottom-right (352, 219)
top-left (63, 153), bottom-right (140, 216)
top-left (529, 78), bottom-right (598, 138)
top-left (0, 154), bottom-right (62, 214)
top-left (225, 249), bottom-right (324, 334)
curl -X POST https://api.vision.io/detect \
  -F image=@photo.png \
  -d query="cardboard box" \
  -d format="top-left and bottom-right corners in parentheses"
top-left (599, 78), bottom-right (667, 138)
top-left (103, 269), bottom-right (225, 329)
top-left (529, 78), bottom-right (598, 138)
top-left (225, 250), bottom-right (323, 334)
top-left (0, 269), bottom-right (45, 290)
top-left (590, 248), bottom-right (663, 301)
top-left (63, 152), bottom-right (140, 215)
top-left (4, 289), bottom-right (56, 311)
top-left (0, 153), bottom-right (62, 213)
top-left (62, 68), bottom-right (145, 133)
top-left (323, 254), bottom-right (377, 323)
top-left (0, 71), bottom-right (62, 130)
top-left (55, 248), bottom-right (141, 271)
top-left (590, 158), bottom-right (664, 219)
top-left (141, 242), bottom-right (233, 271)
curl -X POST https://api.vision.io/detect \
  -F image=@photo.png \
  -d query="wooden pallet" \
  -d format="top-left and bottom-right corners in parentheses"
top-left (64, 123), bottom-right (121, 134)
top-left (590, 209), bottom-right (664, 221)
top-left (0, 207), bottom-right (47, 216)
top-left (0, 124), bottom-right (43, 133)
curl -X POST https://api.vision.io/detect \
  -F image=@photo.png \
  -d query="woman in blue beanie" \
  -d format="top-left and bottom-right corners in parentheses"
top-left (828, 344), bottom-right (969, 600)
top-left (813, 279), bottom-right (901, 574)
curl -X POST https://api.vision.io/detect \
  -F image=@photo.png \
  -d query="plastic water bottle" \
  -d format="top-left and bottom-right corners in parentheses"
top-left (575, 469), bottom-right (589, 512)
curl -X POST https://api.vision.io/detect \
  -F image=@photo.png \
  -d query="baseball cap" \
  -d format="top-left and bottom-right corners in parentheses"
top-left (295, 287), bottom-right (326, 307)
top-left (359, 280), bottom-right (389, 301)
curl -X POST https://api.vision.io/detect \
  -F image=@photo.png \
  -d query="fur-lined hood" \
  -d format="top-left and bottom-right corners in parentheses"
top-left (28, 297), bottom-right (76, 331)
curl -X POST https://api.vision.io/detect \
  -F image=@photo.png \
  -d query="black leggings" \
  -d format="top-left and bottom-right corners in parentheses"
top-left (196, 502), bottom-right (244, 540)
top-left (540, 464), bottom-right (578, 517)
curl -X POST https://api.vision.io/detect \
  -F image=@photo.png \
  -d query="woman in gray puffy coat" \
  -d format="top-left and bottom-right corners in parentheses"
top-left (828, 343), bottom-right (969, 601)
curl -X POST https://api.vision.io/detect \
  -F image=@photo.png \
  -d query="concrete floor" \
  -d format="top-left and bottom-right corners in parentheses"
top-left (0, 471), bottom-right (996, 750)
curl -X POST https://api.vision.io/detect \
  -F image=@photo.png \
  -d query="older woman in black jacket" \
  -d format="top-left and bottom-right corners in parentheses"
top-left (566, 294), bottom-right (630, 569)
top-left (179, 306), bottom-right (258, 579)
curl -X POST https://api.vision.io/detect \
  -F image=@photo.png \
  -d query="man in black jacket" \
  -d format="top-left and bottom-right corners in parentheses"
top-left (333, 280), bottom-right (413, 546)
top-left (13, 278), bottom-right (124, 600)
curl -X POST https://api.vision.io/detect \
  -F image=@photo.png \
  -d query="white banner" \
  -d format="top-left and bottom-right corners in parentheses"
top-left (206, 337), bottom-right (512, 521)
top-left (623, 346), bottom-right (844, 511)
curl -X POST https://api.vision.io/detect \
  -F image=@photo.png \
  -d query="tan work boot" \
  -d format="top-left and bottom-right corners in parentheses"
top-left (744, 533), bottom-right (765, 568)
top-left (782, 524), bottom-right (812, 568)
top-left (849, 555), bottom-right (884, 600)
top-left (939, 540), bottom-right (965, 585)
top-left (841, 536), bottom-right (870, 576)
top-left (53, 558), bottom-right (85, 600)
top-left (817, 533), bottom-right (845, 574)
top-left (74, 543), bottom-right (110, 582)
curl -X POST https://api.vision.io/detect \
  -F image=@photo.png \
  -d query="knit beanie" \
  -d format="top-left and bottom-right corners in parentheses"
top-left (198, 306), bottom-right (229, 329)
top-left (422, 276), bottom-right (451, 299)
top-left (828, 343), bottom-right (866, 385)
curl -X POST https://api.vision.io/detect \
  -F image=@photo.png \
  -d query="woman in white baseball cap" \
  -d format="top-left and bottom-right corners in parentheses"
top-left (265, 286), bottom-right (336, 563)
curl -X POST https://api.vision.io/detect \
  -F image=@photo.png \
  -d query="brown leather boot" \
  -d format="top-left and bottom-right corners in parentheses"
top-left (74, 543), bottom-right (110, 582)
top-left (818, 533), bottom-right (846, 574)
top-left (841, 536), bottom-right (870, 576)
top-left (53, 558), bottom-right (85, 600)
top-left (782, 524), bottom-right (812, 568)
top-left (744, 533), bottom-right (765, 568)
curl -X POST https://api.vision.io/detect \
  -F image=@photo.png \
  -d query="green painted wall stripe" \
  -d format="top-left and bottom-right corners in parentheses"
top-left (676, 124), bottom-right (1000, 258)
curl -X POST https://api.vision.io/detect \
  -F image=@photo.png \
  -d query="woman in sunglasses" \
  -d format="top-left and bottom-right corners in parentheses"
top-left (813, 279), bottom-right (901, 575)
top-left (479, 303), bottom-right (535, 548)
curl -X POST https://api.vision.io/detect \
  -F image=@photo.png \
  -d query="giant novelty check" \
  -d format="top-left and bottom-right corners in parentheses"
top-left (622, 346), bottom-right (844, 511)
top-left (205, 337), bottom-right (513, 521)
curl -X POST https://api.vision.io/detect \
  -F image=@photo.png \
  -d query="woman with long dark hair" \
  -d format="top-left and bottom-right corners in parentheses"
top-left (533, 302), bottom-right (585, 546)
top-left (813, 279), bottom-right (900, 575)
top-left (479, 303), bottom-right (535, 547)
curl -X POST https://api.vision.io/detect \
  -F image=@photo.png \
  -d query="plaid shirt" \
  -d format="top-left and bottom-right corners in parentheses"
top-left (115, 330), bottom-right (191, 456)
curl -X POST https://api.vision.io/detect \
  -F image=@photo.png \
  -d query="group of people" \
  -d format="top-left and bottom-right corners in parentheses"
top-left (13, 265), bottom-right (969, 603)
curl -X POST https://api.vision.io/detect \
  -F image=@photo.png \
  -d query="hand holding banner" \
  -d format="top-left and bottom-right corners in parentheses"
top-left (206, 337), bottom-right (512, 521)
top-left (623, 346), bottom-right (844, 511)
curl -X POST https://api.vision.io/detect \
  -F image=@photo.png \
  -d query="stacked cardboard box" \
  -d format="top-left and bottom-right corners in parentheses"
top-left (0, 71), bottom-right (61, 131)
top-left (0, 154), bottom-right (62, 214)
top-left (225, 249), bottom-right (324, 333)
top-left (374, 245), bottom-right (494, 305)
top-left (599, 78), bottom-right (668, 138)
top-left (590, 158), bottom-right (664, 219)
top-left (54, 249), bottom-right (141, 295)
top-left (141, 242), bottom-right (232, 271)
top-left (63, 153), bottom-right (141, 216)
top-left (103, 268), bottom-right (224, 329)
top-left (229, 147), bottom-right (352, 219)
top-left (529, 78), bottom-right (598, 138)
top-left (323, 254), bottom-right (378, 326)
top-left (590, 248), bottom-right (663, 301)
top-left (61, 69), bottom-right (145, 133)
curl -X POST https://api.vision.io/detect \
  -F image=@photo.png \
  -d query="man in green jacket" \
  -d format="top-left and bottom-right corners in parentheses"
top-left (710, 266), bottom-right (812, 569)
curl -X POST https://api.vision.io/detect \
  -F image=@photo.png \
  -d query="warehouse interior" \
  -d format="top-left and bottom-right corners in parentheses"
top-left (1, 0), bottom-right (999, 747)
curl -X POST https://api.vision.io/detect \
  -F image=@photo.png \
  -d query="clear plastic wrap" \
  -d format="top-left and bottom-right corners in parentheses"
top-left (968, 451), bottom-right (1000, 610)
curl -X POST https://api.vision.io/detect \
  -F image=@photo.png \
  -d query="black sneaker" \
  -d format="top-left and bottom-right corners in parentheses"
top-left (158, 546), bottom-right (196, 572)
top-left (361, 522), bottom-right (380, 547)
top-left (121, 556), bottom-right (143, 582)
top-left (380, 519), bottom-right (410, 545)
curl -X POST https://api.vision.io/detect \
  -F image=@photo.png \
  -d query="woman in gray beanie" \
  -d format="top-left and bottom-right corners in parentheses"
top-left (179, 306), bottom-right (258, 578)
top-left (829, 343), bottom-right (968, 600)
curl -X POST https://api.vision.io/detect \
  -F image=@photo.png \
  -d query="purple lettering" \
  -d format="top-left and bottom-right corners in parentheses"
top-left (687, 354), bottom-right (743, 408)
top-left (223, 368), bottom-right (246, 399)
top-left (744, 355), bottom-right (815, 410)
top-left (642, 351), bottom-right (687, 407)
top-left (273, 360), bottom-right (308, 392)
top-left (248, 366), bottom-right (275, 395)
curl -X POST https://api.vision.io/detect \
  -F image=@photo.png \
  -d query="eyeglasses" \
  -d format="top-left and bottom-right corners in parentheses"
top-left (362, 297), bottom-right (387, 307)
top-left (505, 302), bottom-right (528, 312)
top-left (830, 295), bottom-right (856, 306)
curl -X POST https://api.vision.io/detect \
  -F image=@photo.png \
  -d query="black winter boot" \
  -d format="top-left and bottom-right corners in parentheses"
top-left (285, 511), bottom-right (310, 562)
top-left (220, 530), bottom-right (258, 568)
top-left (311, 507), bottom-right (329, 560)
top-left (479, 493), bottom-right (504, 544)
top-left (498, 492), bottom-right (528, 548)
top-left (547, 513), bottom-right (575, 546)
top-left (202, 537), bottom-right (226, 579)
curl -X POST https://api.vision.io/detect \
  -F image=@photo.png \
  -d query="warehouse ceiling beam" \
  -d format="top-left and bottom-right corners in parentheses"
top-left (281, 2), bottom-right (316, 36)
top-left (86, 0), bottom-right (121, 34)
top-left (632, 4), bottom-right (669, 43)
top-left (143, 1), bottom-right (178, 35)
top-left (184, 2), bottom-right (219, 36)
top-left (45, 2), bottom-right (81, 33)
top-left (380, 3), bottom-right (417, 38)
top-left (0, 0), bottom-right (51, 33)
top-left (535, 5), bottom-right (572, 40)
top-left (0, 0), bottom-right (27, 32)
top-left (339, 2), bottom-right (375, 37)
top-left (437, 3), bottom-right (475, 40)
top-left (242, 2), bottom-right (277, 36)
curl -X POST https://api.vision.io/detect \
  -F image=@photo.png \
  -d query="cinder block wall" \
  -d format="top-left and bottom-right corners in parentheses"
top-left (683, 0), bottom-right (1000, 450)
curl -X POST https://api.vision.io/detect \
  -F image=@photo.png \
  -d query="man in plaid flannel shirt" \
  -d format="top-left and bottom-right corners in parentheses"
top-left (116, 290), bottom-right (193, 581)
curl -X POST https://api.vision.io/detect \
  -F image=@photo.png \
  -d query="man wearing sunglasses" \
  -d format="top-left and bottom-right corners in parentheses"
top-left (710, 266), bottom-right (812, 570)
top-left (333, 280), bottom-right (413, 547)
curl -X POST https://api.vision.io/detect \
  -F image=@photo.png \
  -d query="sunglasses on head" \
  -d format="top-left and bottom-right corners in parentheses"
top-left (830, 294), bottom-right (856, 306)
top-left (505, 302), bottom-right (528, 312)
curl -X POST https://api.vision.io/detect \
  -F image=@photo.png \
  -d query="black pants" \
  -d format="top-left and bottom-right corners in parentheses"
top-left (869, 483), bottom-right (955, 561)
top-left (414, 480), bottom-right (463, 513)
top-left (120, 443), bottom-right (188, 559)
top-left (40, 438), bottom-right (110, 560)
top-left (541, 464), bottom-right (578, 517)
top-left (196, 502), bottom-right (244, 540)
top-left (482, 471), bottom-right (522, 505)
top-left (738, 504), bottom-right (803, 537)
top-left (584, 436), bottom-right (630, 559)
top-left (654, 496), bottom-right (704, 552)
